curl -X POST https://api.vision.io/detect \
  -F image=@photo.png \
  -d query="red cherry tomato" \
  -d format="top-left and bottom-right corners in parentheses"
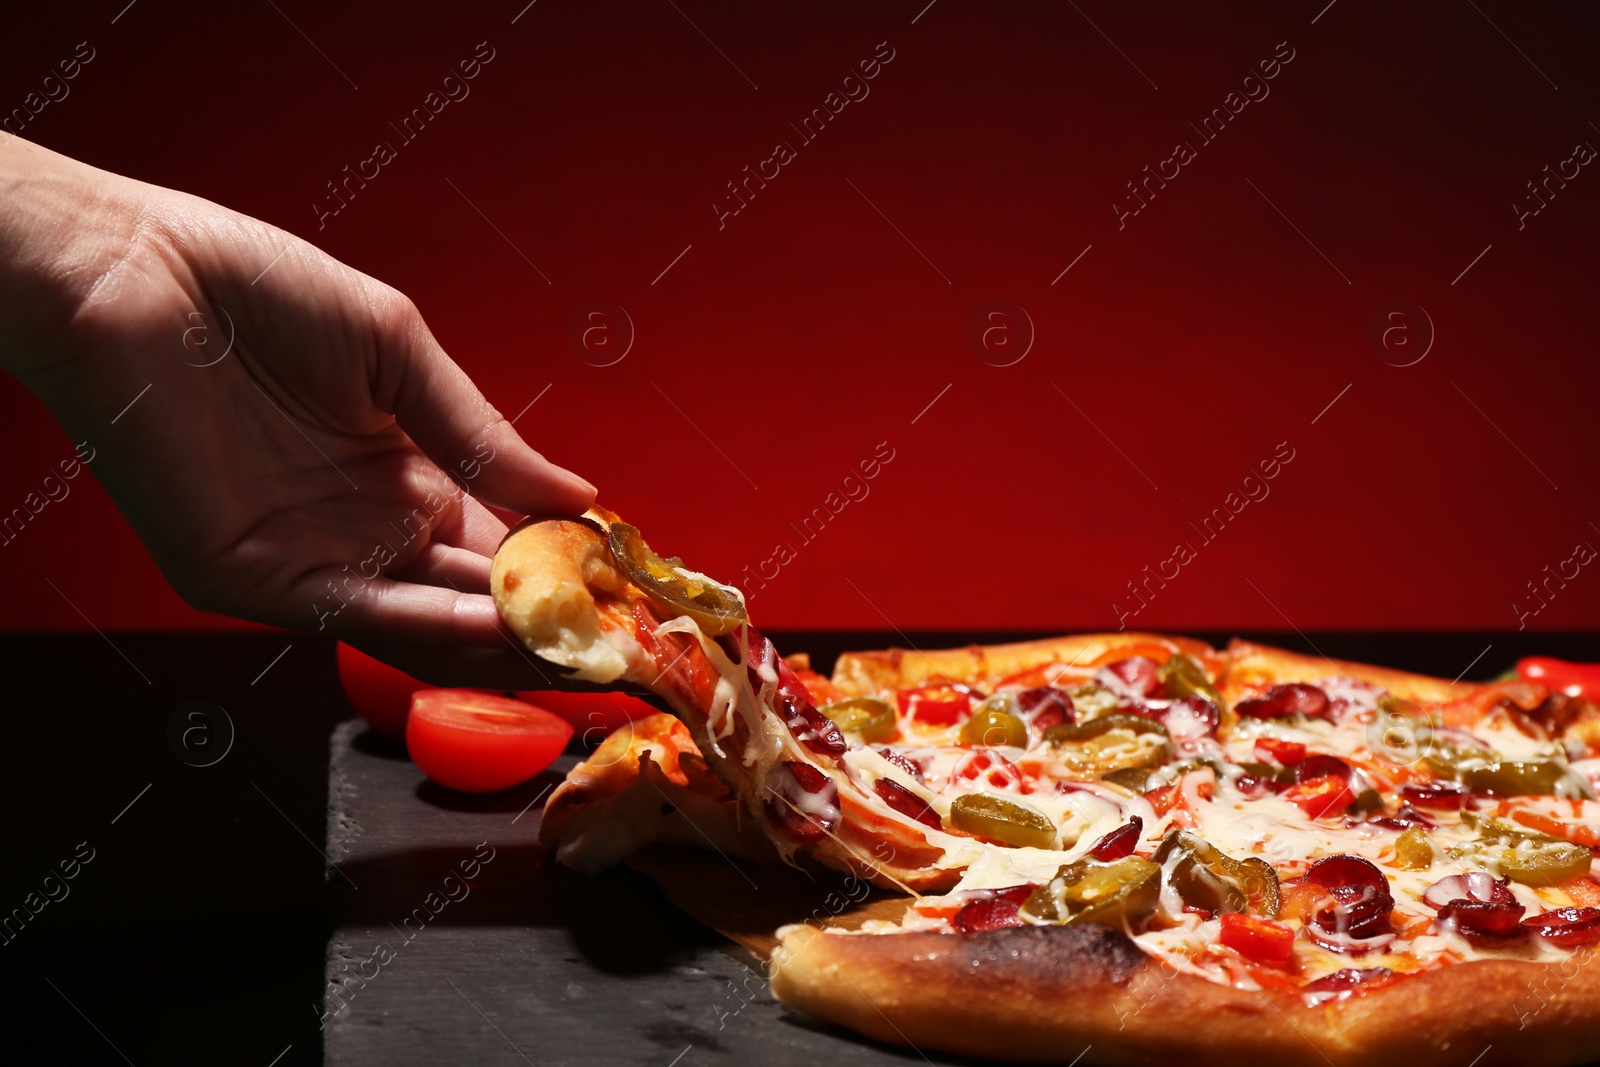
top-left (512, 690), bottom-right (658, 743)
top-left (406, 690), bottom-right (573, 793)
top-left (336, 642), bottom-right (433, 740)
top-left (1517, 657), bottom-right (1600, 701)
top-left (1219, 912), bottom-right (1296, 965)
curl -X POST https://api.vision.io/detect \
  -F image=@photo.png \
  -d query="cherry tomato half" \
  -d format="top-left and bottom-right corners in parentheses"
top-left (1518, 657), bottom-right (1600, 701)
top-left (513, 690), bottom-right (658, 744)
top-left (407, 690), bottom-right (573, 793)
top-left (336, 642), bottom-right (433, 740)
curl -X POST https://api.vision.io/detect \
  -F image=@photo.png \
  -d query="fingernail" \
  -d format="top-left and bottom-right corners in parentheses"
top-left (563, 470), bottom-right (598, 496)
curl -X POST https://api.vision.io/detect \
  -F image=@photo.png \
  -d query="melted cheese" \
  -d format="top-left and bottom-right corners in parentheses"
top-left (556, 611), bottom-right (1600, 998)
top-left (872, 672), bottom-right (1598, 995)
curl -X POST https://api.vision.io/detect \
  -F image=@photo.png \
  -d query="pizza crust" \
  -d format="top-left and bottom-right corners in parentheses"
top-left (491, 516), bottom-right (642, 683)
top-left (770, 923), bottom-right (1600, 1066)
top-left (1223, 639), bottom-right (1476, 703)
top-left (538, 712), bottom-right (776, 872)
top-left (494, 514), bottom-right (967, 893)
top-left (625, 845), bottom-right (913, 958)
top-left (831, 633), bottom-right (1218, 697)
top-left (495, 516), bottom-right (1600, 1063)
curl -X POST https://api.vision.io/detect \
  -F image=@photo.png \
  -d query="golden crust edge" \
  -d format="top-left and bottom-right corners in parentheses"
top-left (770, 924), bottom-right (1600, 1067)
top-left (491, 517), bottom-right (640, 683)
top-left (829, 632), bottom-right (1219, 696)
top-left (1224, 638), bottom-right (1478, 702)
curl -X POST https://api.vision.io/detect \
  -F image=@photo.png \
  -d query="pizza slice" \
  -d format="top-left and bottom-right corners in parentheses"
top-left (492, 508), bottom-right (1600, 1066)
top-left (493, 506), bottom-right (1147, 893)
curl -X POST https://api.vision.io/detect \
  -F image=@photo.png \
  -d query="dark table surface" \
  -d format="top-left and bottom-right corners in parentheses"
top-left (3, 630), bottom-right (1598, 1066)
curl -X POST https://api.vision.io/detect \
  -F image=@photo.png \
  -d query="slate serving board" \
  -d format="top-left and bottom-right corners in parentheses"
top-left (322, 719), bottom-right (969, 1066)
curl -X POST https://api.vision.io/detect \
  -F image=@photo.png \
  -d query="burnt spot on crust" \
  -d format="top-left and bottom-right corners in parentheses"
top-left (501, 571), bottom-right (521, 592)
top-left (831, 924), bottom-right (1151, 991)
top-left (959, 924), bottom-right (1148, 987)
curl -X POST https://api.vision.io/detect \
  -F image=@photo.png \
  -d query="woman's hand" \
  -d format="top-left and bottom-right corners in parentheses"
top-left (0, 137), bottom-right (594, 687)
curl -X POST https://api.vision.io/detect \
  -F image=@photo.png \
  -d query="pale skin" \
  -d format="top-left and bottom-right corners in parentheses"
top-left (0, 137), bottom-right (596, 687)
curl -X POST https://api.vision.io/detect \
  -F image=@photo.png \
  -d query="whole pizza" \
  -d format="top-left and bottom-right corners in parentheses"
top-left (492, 508), bottom-right (1600, 1066)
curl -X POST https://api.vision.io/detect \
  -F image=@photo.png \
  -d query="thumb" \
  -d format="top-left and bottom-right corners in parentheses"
top-left (372, 294), bottom-right (596, 516)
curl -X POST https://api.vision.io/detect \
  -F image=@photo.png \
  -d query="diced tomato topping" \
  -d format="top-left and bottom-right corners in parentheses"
top-left (897, 684), bottom-right (976, 726)
top-left (1282, 776), bottom-right (1357, 819)
top-left (1088, 816), bottom-right (1143, 860)
top-left (1219, 913), bottom-right (1296, 966)
top-left (874, 778), bottom-right (942, 829)
top-left (789, 665), bottom-right (845, 706)
top-left (1279, 881), bottom-right (1333, 925)
top-left (1511, 808), bottom-right (1600, 849)
top-left (1254, 738), bottom-right (1307, 766)
top-left (1559, 877), bottom-right (1600, 909)
top-left (953, 750), bottom-right (1025, 791)
top-left (1143, 781), bottom-right (1183, 817)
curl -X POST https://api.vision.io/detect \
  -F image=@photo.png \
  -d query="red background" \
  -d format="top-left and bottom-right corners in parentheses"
top-left (3, 0), bottom-right (1598, 634)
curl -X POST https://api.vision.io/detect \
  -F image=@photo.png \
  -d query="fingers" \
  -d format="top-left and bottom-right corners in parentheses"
top-left (389, 495), bottom-right (507, 594)
top-left (370, 294), bottom-right (597, 517)
top-left (391, 541), bottom-right (492, 594)
top-left (451, 493), bottom-right (511, 558)
top-left (317, 577), bottom-right (510, 647)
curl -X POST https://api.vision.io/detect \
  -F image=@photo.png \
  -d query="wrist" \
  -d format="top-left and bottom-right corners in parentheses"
top-left (0, 137), bottom-right (149, 390)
